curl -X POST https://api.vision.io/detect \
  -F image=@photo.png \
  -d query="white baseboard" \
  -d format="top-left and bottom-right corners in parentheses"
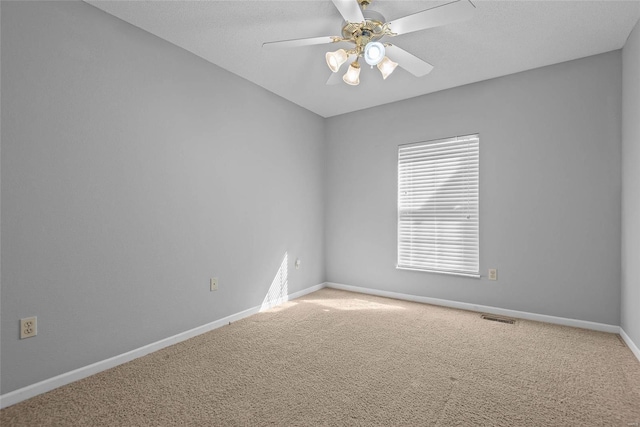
top-left (0, 282), bottom-right (326, 410)
top-left (325, 282), bottom-right (620, 334)
top-left (620, 328), bottom-right (640, 363)
top-left (287, 283), bottom-right (326, 301)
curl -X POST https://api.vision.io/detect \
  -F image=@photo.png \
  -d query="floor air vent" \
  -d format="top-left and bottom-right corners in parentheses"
top-left (481, 314), bottom-right (516, 324)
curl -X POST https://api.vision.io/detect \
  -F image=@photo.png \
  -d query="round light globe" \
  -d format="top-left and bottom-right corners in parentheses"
top-left (364, 42), bottom-right (385, 66)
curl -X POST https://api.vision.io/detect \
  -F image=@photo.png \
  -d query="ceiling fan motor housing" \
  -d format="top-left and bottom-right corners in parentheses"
top-left (341, 10), bottom-right (387, 45)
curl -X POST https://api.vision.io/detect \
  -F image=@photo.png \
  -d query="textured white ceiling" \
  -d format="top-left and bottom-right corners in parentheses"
top-left (87, 0), bottom-right (640, 117)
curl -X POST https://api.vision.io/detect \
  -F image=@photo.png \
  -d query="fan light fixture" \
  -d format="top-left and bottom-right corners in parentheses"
top-left (343, 61), bottom-right (361, 85)
top-left (326, 49), bottom-right (349, 73)
top-left (329, 42), bottom-right (396, 85)
top-left (377, 56), bottom-right (398, 80)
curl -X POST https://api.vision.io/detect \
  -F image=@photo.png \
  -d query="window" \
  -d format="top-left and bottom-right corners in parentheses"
top-left (397, 134), bottom-right (479, 277)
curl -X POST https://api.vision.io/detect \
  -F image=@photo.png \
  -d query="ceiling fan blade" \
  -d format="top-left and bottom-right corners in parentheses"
top-left (262, 36), bottom-right (337, 49)
top-left (386, 45), bottom-right (434, 77)
top-left (326, 71), bottom-right (344, 85)
top-left (387, 0), bottom-right (475, 36)
top-left (332, 0), bottom-right (365, 23)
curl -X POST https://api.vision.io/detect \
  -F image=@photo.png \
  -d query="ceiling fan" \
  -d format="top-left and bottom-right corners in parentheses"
top-left (263, 0), bottom-right (475, 86)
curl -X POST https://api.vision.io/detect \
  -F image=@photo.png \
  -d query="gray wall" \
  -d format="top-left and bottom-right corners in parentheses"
top-left (622, 19), bottom-right (640, 346)
top-left (0, 1), bottom-right (325, 394)
top-left (325, 51), bottom-right (622, 326)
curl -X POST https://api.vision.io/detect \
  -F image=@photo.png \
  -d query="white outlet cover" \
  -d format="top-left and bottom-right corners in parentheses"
top-left (210, 278), bottom-right (218, 291)
top-left (20, 316), bottom-right (37, 339)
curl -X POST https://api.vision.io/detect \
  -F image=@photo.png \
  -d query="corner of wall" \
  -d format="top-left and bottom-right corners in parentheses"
top-left (621, 16), bottom-right (640, 351)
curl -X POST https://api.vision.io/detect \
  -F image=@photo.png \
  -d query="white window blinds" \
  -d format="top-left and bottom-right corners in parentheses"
top-left (398, 134), bottom-right (479, 277)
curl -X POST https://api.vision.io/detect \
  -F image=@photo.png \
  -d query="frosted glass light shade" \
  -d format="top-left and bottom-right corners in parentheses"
top-left (364, 42), bottom-right (385, 66)
top-left (343, 62), bottom-right (361, 86)
top-left (325, 49), bottom-right (349, 73)
top-left (377, 56), bottom-right (398, 80)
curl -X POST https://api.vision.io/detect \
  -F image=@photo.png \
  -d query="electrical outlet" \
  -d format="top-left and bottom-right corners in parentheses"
top-left (488, 269), bottom-right (498, 281)
top-left (210, 277), bottom-right (218, 291)
top-left (20, 317), bottom-right (37, 339)
top-left (295, 258), bottom-right (301, 270)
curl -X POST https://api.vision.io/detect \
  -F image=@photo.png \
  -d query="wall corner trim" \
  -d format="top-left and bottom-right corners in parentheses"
top-left (0, 282), bottom-right (327, 410)
top-left (620, 328), bottom-right (640, 363)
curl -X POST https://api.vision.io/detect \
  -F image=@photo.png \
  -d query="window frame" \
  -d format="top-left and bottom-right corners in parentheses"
top-left (396, 134), bottom-right (480, 278)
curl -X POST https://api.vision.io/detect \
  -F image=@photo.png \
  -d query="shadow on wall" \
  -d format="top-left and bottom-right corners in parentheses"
top-left (260, 252), bottom-right (289, 311)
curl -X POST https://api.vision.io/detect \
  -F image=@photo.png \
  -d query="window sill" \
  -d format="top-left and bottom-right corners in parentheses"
top-left (396, 266), bottom-right (481, 279)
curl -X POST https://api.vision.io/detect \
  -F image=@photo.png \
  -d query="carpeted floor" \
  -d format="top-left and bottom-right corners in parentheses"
top-left (2, 288), bottom-right (639, 426)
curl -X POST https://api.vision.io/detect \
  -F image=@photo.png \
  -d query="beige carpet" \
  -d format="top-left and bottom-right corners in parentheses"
top-left (2, 288), bottom-right (639, 426)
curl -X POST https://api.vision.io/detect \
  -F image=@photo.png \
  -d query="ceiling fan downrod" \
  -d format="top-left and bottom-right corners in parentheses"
top-left (357, 0), bottom-right (371, 10)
